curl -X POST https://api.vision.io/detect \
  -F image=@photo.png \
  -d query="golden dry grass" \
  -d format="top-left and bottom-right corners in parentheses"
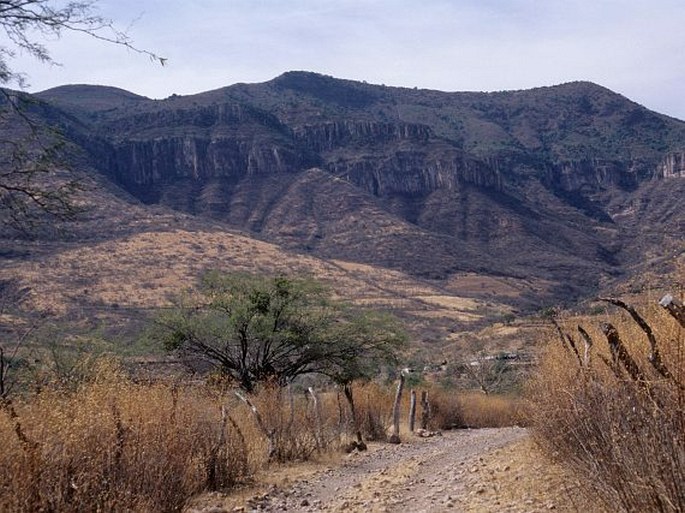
top-left (529, 297), bottom-right (685, 512)
top-left (0, 360), bottom-right (251, 512)
top-left (1, 229), bottom-right (513, 358)
top-left (425, 387), bottom-right (524, 430)
top-left (0, 361), bottom-right (363, 512)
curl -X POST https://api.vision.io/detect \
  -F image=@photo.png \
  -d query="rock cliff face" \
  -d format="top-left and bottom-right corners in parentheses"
top-left (30, 72), bottom-right (685, 297)
top-left (106, 136), bottom-right (300, 185)
top-left (85, 104), bottom-right (506, 202)
top-left (292, 120), bottom-right (431, 152)
top-left (656, 151), bottom-right (685, 178)
top-left (544, 159), bottom-right (650, 191)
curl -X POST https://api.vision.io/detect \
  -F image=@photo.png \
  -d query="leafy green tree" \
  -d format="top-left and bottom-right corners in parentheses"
top-left (156, 272), bottom-right (407, 392)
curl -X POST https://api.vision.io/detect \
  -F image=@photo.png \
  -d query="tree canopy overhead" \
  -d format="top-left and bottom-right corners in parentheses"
top-left (156, 272), bottom-right (407, 392)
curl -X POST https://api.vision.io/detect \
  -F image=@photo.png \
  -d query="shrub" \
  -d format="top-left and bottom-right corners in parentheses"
top-left (427, 387), bottom-right (523, 430)
top-left (530, 298), bottom-right (684, 512)
top-left (0, 359), bottom-right (249, 512)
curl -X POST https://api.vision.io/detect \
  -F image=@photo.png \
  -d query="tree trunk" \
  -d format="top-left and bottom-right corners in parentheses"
top-left (343, 382), bottom-right (366, 450)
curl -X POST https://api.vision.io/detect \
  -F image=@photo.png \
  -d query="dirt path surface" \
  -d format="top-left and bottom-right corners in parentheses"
top-left (189, 427), bottom-right (592, 513)
top-left (190, 427), bottom-right (595, 513)
top-left (246, 428), bottom-right (527, 512)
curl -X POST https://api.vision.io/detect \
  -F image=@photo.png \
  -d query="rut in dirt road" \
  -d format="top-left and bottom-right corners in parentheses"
top-left (240, 427), bottom-right (529, 513)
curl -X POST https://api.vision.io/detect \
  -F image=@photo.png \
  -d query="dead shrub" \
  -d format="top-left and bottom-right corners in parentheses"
top-left (353, 382), bottom-right (393, 441)
top-left (236, 384), bottom-right (338, 463)
top-left (530, 297), bottom-right (685, 513)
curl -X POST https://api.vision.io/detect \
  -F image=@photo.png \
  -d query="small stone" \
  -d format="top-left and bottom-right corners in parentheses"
top-left (300, 499), bottom-right (309, 507)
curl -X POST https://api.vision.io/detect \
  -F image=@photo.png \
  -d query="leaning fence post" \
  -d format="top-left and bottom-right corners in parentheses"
top-left (235, 391), bottom-right (276, 461)
top-left (409, 389), bottom-right (417, 432)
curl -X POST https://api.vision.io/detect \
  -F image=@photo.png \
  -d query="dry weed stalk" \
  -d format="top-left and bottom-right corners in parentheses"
top-left (531, 294), bottom-right (685, 513)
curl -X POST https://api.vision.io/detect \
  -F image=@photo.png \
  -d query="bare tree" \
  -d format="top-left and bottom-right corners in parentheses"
top-left (462, 352), bottom-right (511, 395)
top-left (0, 0), bottom-right (165, 87)
top-left (0, 0), bottom-right (164, 230)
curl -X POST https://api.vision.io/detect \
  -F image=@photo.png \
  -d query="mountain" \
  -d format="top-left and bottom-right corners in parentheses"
top-left (7, 72), bottom-right (684, 307)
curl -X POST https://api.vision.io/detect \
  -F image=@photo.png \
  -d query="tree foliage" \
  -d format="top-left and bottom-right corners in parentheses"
top-left (156, 272), bottom-right (407, 392)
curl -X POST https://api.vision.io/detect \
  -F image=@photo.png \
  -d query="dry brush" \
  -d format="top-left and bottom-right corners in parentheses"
top-left (530, 294), bottom-right (685, 513)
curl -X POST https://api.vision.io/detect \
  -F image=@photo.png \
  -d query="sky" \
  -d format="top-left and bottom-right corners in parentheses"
top-left (5, 0), bottom-right (685, 120)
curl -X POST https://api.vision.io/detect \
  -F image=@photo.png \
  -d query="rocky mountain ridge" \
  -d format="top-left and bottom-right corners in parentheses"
top-left (10, 72), bottom-right (685, 304)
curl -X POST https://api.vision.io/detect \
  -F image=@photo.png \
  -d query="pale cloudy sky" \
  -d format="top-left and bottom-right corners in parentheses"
top-left (7, 0), bottom-right (685, 119)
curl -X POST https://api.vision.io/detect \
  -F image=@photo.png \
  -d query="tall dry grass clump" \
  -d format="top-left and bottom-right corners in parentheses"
top-left (529, 296), bottom-right (684, 513)
top-left (350, 383), bottom-right (394, 441)
top-left (0, 359), bottom-right (250, 512)
top-left (422, 386), bottom-right (524, 429)
top-left (0, 359), bottom-right (362, 512)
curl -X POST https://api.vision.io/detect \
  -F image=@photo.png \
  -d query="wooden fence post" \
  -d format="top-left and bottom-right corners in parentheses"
top-left (420, 390), bottom-right (430, 430)
top-left (409, 389), bottom-right (417, 432)
top-left (389, 372), bottom-right (405, 444)
top-left (308, 386), bottom-right (323, 452)
top-left (235, 391), bottom-right (276, 461)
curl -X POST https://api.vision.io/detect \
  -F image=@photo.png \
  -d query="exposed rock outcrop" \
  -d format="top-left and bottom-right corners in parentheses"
top-left (293, 121), bottom-right (431, 152)
top-left (544, 159), bottom-right (651, 191)
top-left (656, 151), bottom-right (685, 178)
top-left (23, 73), bottom-right (685, 298)
top-left (328, 148), bottom-right (501, 196)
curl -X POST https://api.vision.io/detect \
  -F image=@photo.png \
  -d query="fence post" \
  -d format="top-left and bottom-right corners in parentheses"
top-left (389, 372), bottom-right (405, 444)
top-left (660, 294), bottom-right (685, 327)
top-left (420, 390), bottom-right (430, 430)
top-left (409, 389), bottom-right (417, 432)
top-left (308, 386), bottom-right (323, 452)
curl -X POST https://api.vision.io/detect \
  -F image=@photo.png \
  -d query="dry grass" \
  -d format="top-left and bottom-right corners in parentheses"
top-left (352, 383), bottom-right (395, 441)
top-left (529, 298), bottom-right (685, 513)
top-left (0, 229), bottom-right (514, 364)
top-left (2, 230), bottom-right (499, 321)
top-left (0, 360), bottom-right (250, 512)
top-left (458, 392), bottom-right (526, 428)
top-left (427, 387), bottom-right (524, 430)
top-left (0, 351), bottom-right (528, 512)
top-left (0, 360), bottom-right (353, 512)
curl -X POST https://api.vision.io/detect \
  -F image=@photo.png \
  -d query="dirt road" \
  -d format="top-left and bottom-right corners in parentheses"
top-left (194, 427), bottom-right (587, 513)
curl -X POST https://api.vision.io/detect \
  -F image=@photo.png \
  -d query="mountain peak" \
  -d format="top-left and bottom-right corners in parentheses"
top-left (36, 84), bottom-right (148, 113)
